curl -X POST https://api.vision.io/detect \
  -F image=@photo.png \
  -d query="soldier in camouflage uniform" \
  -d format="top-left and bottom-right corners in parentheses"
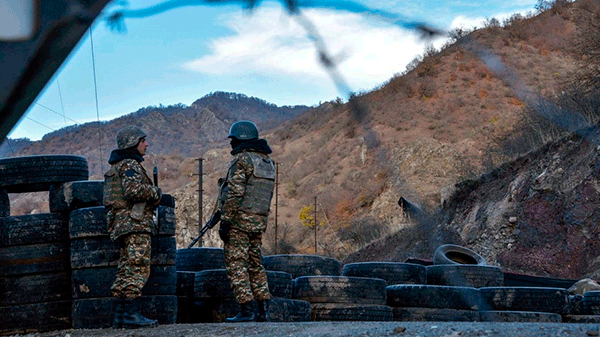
top-left (219, 121), bottom-right (276, 322)
top-left (103, 126), bottom-right (162, 329)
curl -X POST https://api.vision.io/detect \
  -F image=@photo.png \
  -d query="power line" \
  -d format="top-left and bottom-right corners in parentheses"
top-left (90, 27), bottom-right (105, 172)
top-left (25, 116), bottom-right (55, 131)
top-left (56, 77), bottom-right (67, 125)
top-left (34, 103), bottom-right (79, 124)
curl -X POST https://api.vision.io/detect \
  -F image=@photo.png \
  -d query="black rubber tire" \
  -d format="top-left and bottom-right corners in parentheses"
top-left (0, 189), bottom-right (8, 218)
top-left (0, 272), bottom-right (70, 306)
top-left (69, 206), bottom-right (106, 238)
top-left (269, 298), bottom-right (312, 322)
top-left (480, 287), bottom-right (569, 313)
top-left (387, 284), bottom-right (483, 310)
top-left (70, 236), bottom-right (176, 269)
top-left (71, 295), bottom-right (177, 329)
top-left (194, 269), bottom-right (292, 299)
top-left (156, 205), bottom-right (176, 236)
top-left (160, 193), bottom-right (175, 208)
top-left (563, 315), bottom-right (600, 323)
top-left (342, 262), bottom-right (426, 285)
top-left (0, 300), bottom-right (72, 335)
top-left (177, 271), bottom-right (197, 298)
top-left (69, 206), bottom-right (175, 238)
top-left (479, 310), bottom-right (562, 322)
top-left (177, 298), bottom-right (213, 323)
top-left (49, 180), bottom-right (103, 212)
top-left (426, 265), bottom-right (504, 288)
top-left (72, 265), bottom-right (176, 299)
top-left (176, 247), bottom-right (225, 272)
top-left (263, 254), bottom-right (342, 279)
top-left (392, 307), bottom-right (480, 322)
top-left (209, 298), bottom-right (312, 323)
top-left (0, 155), bottom-right (88, 193)
top-left (0, 213), bottom-right (68, 247)
top-left (293, 276), bottom-right (387, 305)
top-left (583, 290), bottom-right (600, 315)
top-left (0, 242), bottom-right (70, 276)
top-left (433, 244), bottom-right (487, 265)
top-left (311, 303), bottom-right (393, 321)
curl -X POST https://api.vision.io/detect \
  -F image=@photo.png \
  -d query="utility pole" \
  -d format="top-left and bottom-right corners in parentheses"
top-left (274, 162), bottom-right (279, 254)
top-left (314, 196), bottom-right (318, 255)
top-left (193, 158), bottom-right (204, 246)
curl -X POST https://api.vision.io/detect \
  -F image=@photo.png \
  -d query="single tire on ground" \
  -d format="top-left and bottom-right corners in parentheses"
top-left (392, 307), bottom-right (479, 322)
top-left (0, 300), bottom-right (71, 335)
top-left (342, 262), bottom-right (426, 285)
top-left (293, 276), bottom-right (387, 305)
top-left (311, 303), bottom-right (393, 321)
top-left (0, 213), bottom-right (68, 246)
top-left (71, 295), bottom-right (177, 329)
top-left (194, 269), bottom-right (292, 299)
top-left (426, 264), bottom-right (504, 288)
top-left (480, 287), bottom-right (569, 314)
top-left (49, 180), bottom-right (103, 213)
top-left (263, 255), bottom-right (342, 279)
top-left (0, 155), bottom-right (88, 193)
top-left (176, 247), bottom-right (225, 272)
top-left (387, 284), bottom-right (483, 310)
top-left (433, 244), bottom-right (487, 265)
top-left (72, 265), bottom-right (176, 299)
top-left (479, 310), bottom-right (562, 323)
top-left (0, 242), bottom-right (70, 276)
top-left (0, 272), bottom-right (70, 306)
top-left (0, 189), bottom-right (8, 218)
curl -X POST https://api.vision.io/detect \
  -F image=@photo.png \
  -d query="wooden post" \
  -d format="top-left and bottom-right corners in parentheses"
top-left (274, 162), bottom-right (279, 254)
top-left (314, 196), bottom-right (318, 254)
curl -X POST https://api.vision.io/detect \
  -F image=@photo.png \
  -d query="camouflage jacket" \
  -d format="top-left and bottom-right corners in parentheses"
top-left (221, 139), bottom-right (275, 233)
top-left (103, 149), bottom-right (161, 241)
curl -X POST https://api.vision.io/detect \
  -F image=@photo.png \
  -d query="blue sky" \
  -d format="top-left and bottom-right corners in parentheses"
top-left (7, 0), bottom-right (537, 141)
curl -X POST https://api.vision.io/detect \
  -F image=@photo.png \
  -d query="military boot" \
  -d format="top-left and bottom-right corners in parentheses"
top-left (225, 301), bottom-right (255, 322)
top-left (112, 298), bottom-right (125, 328)
top-left (256, 300), bottom-right (270, 322)
top-left (122, 298), bottom-right (159, 329)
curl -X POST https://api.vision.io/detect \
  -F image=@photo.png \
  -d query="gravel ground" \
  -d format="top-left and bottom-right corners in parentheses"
top-left (8, 322), bottom-right (600, 337)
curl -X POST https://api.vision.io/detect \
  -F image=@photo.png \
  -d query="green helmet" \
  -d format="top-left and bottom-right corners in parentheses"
top-left (117, 126), bottom-right (147, 149)
top-left (228, 121), bottom-right (258, 140)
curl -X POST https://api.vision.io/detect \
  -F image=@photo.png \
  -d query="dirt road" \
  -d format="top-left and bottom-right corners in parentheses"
top-left (10, 321), bottom-right (600, 337)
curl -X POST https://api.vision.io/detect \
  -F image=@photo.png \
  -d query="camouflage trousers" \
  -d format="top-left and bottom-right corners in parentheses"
top-left (224, 228), bottom-right (271, 304)
top-left (111, 233), bottom-right (151, 299)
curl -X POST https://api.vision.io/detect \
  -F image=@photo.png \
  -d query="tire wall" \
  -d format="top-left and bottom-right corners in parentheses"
top-left (0, 155), bottom-right (89, 335)
top-left (69, 206), bottom-right (178, 329)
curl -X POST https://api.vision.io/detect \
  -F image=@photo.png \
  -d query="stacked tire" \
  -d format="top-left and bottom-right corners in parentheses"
top-left (70, 205), bottom-right (178, 328)
top-left (0, 155), bottom-right (89, 334)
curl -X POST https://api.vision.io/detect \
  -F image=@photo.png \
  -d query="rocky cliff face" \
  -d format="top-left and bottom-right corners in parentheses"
top-left (349, 126), bottom-right (600, 280)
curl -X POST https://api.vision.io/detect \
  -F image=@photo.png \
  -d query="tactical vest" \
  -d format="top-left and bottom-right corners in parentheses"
top-left (103, 163), bottom-right (128, 209)
top-left (239, 152), bottom-right (276, 216)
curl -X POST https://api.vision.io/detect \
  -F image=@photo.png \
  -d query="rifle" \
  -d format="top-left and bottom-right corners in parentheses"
top-left (187, 210), bottom-right (221, 249)
top-left (187, 178), bottom-right (226, 248)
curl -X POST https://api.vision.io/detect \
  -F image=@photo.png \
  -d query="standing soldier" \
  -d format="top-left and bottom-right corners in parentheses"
top-left (103, 126), bottom-right (162, 329)
top-left (219, 121), bottom-right (276, 322)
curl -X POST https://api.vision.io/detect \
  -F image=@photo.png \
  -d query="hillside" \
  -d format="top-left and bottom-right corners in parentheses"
top-left (3, 0), bottom-right (600, 278)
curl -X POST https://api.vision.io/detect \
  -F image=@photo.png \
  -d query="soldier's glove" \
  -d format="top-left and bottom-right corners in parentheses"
top-left (219, 220), bottom-right (231, 244)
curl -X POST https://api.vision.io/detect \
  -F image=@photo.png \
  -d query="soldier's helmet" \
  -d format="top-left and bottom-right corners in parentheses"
top-left (117, 126), bottom-right (147, 149)
top-left (227, 121), bottom-right (258, 140)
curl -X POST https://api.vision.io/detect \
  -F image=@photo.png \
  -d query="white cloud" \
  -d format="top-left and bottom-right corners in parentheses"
top-left (183, 7), bottom-right (436, 92)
